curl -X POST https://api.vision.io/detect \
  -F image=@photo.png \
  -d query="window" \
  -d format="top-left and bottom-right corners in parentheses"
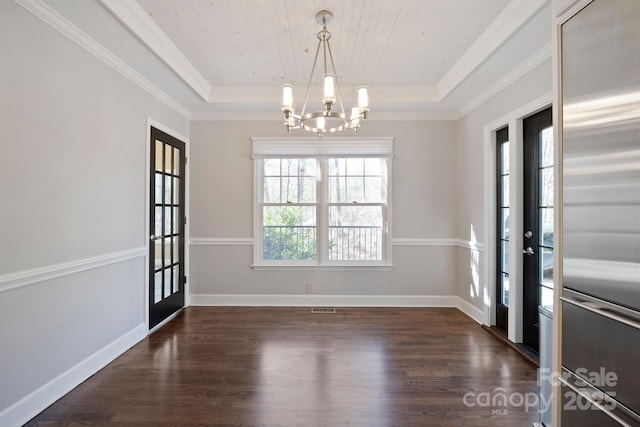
top-left (253, 138), bottom-right (393, 267)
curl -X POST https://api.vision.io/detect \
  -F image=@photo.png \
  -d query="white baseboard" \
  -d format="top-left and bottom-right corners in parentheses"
top-left (190, 293), bottom-right (484, 320)
top-left (456, 297), bottom-right (485, 324)
top-left (190, 293), bottom-right (461, 307)
top-left (0, 323), bottom-right (147, 427)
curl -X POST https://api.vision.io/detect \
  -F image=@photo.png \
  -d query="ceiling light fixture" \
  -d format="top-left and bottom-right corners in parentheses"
top-left (281, 10), bottom-right (369, 136)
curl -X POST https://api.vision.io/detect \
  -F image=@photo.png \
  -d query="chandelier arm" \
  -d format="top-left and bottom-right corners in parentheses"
top-left (322, 28), bottom-right (328, 75)
top-left (300, 36), bottom-right (324, 118)
top-left (326, 37), bottom-right (347, 119)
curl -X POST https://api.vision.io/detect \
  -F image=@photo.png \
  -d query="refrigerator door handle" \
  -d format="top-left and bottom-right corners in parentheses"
top-left (561, 293), bottom-right (640, 333)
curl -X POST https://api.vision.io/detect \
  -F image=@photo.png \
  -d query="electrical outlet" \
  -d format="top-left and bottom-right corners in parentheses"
top-left (306, 282), bottom-right (313, 293)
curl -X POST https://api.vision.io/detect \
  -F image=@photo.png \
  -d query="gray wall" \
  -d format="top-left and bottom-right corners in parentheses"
top-left (189, 120), bottom-right (460, 299)
top-left (455, 59), bottom-right (552, 313)
top-left (0, 0), bottom-right (188, 421)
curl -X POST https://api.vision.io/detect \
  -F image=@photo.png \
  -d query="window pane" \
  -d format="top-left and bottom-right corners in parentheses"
top-left (263, 206), bottom-right (316, 260)
top-left (282, 159), bottom-right (299, 176)
top-left (540, 167), bottom-right (554, 207)
top-left (501, 141), bottom-right (510, 174)
top-left (365, 177), bottom-right (383, 202)
top-left (540, 207), bottom-right (554, 247)
top-left (264, 159), bottom-right (280, 176)
top-left (365, 158), bottom-right (383, 175)
top-left (329, 158), bottom-right (345, 176)
top-left (328, 206), bottom-right (383, 261)
top-left (541, 248), bottom-right (554, 286)
top-left (264, 177), bottom-right (281, 203)
top-left (540, 127), bottom-right (553, 167)
top-left (329, 177), bottom-right (346, 203)
top-left (346, 158), bottom-right (365, 175)
top-left (346, 177), bottom-right (365, 202)
top-left (298, 158), bottom-right (316, 176)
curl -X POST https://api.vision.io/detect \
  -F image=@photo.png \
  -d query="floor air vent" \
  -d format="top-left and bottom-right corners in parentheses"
top-left (311, 307), bottom-right (336, 313)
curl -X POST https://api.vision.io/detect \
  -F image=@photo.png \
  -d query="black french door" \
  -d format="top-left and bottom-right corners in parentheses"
top-left (522, 107), bottom-right (553, 352)
top-left (149, 127), bottom-right (186, 329)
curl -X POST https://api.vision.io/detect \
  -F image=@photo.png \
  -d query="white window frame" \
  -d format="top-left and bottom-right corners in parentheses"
top-left (252, 137), bottom-right (394, 269)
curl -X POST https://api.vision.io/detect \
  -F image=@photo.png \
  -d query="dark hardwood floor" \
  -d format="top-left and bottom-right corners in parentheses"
top-left (27, 307), bottom-right (539, 426)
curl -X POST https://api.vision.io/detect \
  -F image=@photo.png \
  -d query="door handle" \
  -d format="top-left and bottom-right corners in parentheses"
top-left (523, 247), bottom-right (534, 255)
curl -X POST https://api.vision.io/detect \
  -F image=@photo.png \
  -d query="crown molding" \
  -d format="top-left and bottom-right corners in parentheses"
top-left (190, 110), bottom-right (459, 122)
top-left (15, 0), bottom-right (191, 120)
top-left (436, 0), bottom-right (549, 100)
top-left (457, 42), bottom-right (552, 118)
top-left (99, 0), bottom-right (212, 102)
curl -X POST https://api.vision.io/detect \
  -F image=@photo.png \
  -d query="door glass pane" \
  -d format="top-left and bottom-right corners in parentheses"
top-left (502, 141), bottom-right (510, 174)
top-left (501, 240), bottom-right (509, 270)
top-left (154, 271), bottom-right (162, 303)
top-left (541, 286), bottom-right (553, 308)
top-left (164, 144), bottom-right (172, 174)
top-left (502, 273), bottom-right (510, 306)
top-left (172, 236), bottom-right (178, 262)
top-left (164, 268), bottom-right (172, 298)
top-left (154, 207), bottom-right (163, 237)
top-left (540, 207), bottom-right (554, 247)
top-left (501, 175), bottom-right (509, 207)
top-left (541, 248), bottom-right (554, 286)
top-left (173, 207), bottom-right (180, 234)
top-left (173, 265), bottom-right (180, 294)
top-left (540, 127), bottom-right (553, 167)
top-left (154, 240), bottom-right (162, 269)
top-left (173, 177), bottom-right (180, 204)
top-left (173, 147), bottom-right (180, 176)
top-left (155, 140), bottom-right (163, 172)
top-left (501, 208), bottom-right (510, 240)
top-left (540, 167), bottom-right (554, 207)
top-left (164, 175), bottom-right (172, 204)
top-left (154, 172), bottom-right (163, 203)
top-left (163, 238), bottom-right (171, 266)
top-left (164, 207), bottom-right (172, 235)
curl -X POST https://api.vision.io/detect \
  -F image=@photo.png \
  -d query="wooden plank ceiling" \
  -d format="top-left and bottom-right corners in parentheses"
top-left (135, 0), bottom-right (511, 88)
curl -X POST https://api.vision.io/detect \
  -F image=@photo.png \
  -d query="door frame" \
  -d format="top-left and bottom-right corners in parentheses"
top-left (482, 93), bottom-right (552, 343)
top-left (145, 118), bottom-right (190, 331)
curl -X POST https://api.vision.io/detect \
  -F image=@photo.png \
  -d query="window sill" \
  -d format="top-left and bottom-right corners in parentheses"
top-left (251, 264), bottom-right (394, 271)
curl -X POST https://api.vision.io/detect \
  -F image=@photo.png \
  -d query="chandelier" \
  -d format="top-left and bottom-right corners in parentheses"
top-left (281, 10), bottom-right (369, 136)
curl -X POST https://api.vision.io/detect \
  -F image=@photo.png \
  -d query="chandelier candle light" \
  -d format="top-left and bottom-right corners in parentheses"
top-left (281, 10), bottom-right (369, 136)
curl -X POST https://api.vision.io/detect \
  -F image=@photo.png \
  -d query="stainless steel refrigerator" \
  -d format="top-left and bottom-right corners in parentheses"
top-left (560, 0), bottom-right (640, 425)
